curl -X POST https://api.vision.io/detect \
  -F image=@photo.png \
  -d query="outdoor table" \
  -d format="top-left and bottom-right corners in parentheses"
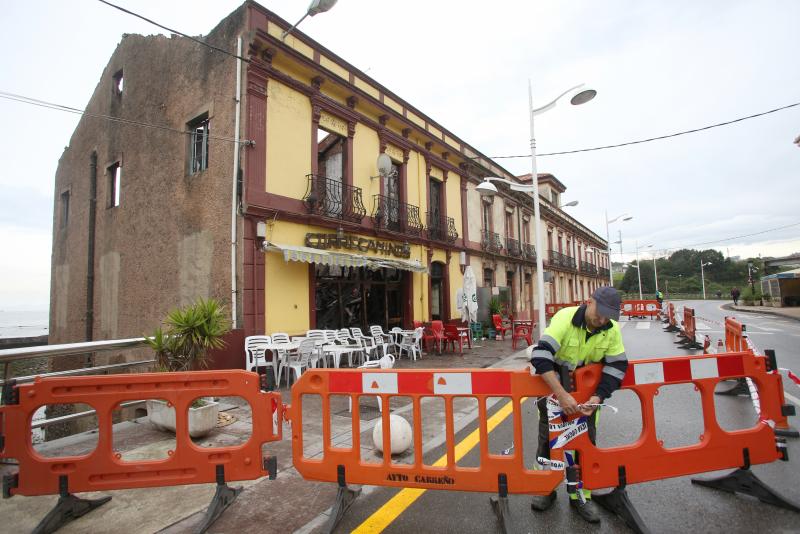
top-left (321, 344), bottom-right (364, 368)
top-left (456, 326), bottom-right (472, 348)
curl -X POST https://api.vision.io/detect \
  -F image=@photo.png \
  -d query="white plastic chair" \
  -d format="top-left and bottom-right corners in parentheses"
top-left (349, 352), bottom-right (396, 413)
top-left (370, 325), bottom-right (393, 351)
top-left (283, 338), bottom-right (316, 387)
top-left (398, 327), bottom-right (424, 361)
top-left (245, 335), bottom-right (281, 383)
top-left (350, 328), bottom-right (378, 362)
top-left (305, 330), bottom-right (327, 367)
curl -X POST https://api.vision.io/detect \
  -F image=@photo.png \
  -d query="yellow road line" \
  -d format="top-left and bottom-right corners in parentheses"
top-left (352, 400), bottom-right (516, 533)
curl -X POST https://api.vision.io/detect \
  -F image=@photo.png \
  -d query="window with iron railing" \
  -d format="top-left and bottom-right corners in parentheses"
top-left (480, 230), bottom-right (502, 253)
top-left (303, 174), bottom-right (366, 223)
top-left (426, 212), bottom-right (458, 243)
top-left (371, 194), bottom-right (423, 237)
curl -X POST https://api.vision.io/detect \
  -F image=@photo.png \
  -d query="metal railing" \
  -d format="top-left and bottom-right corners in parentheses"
top-left (371, 194), bottom-right (424, 237)
top-left (548, 250), bottom-right (577, 271)
top-left (426, 213), bottom-right (458, 243)
top-left (1, 337), bottom-right (152, 386)
top-left (599, 267), bottom-right (610, 278)
top-left (481, 230), bottom-right (503, 253)
top-left (523, 243), bottom-right (537, 261)
top-left (580, 261), bottom-right (598, 275)
top-left (303, 174), bottom-right (367, 223)
top-left (505, 237), bottom-right (522, 257)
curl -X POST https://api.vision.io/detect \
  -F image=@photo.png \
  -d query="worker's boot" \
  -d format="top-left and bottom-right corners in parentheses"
top-left (570, 498), bottom-right (601, 523)
top-left (530, 491), bottom-right (557, 511)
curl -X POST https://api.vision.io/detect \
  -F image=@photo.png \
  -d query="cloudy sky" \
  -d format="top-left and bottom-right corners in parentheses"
top-left (1, 0), bottom-right (798, 310)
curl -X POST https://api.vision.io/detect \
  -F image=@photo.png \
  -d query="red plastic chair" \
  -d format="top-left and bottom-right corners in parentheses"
top-left (427, 320), bottom-right (447, 353)
top-left (492, 314), bottom-right (510, 340)
top-left (443, 324), bottom-right (467, 354)
top-left (512, 321), bottom-right (533, 349)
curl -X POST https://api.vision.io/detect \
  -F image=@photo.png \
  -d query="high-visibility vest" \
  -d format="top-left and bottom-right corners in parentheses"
top-left (541, 306), bottom-right (625, 370)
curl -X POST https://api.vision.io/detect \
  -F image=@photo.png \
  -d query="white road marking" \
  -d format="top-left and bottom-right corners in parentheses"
top-left (785, 391), bottom-right (800, 407)
top-left (635, 322), bottom-right (651, 330)
top-left (696, 322), bottom-right (711, 330)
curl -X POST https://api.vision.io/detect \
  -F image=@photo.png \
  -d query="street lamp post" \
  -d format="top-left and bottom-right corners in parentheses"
top-left (635, 241), bottom-right (653, 300)
top-left (701, 260), bottom-right (713, 299)
top-left (282, 0), bottom-right (338, 40)
top-left (652, 251), bottom-right (660, 292)
top-left (476, 81), bottom-right (596, 338)
top-left (605, 212), bottom-right (633, 286)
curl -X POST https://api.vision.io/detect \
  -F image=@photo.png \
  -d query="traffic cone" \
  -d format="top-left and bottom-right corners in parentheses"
top-left (716, 339), bottom-right (724, 354)
top-left (703, 336), bottom-right (711, 354)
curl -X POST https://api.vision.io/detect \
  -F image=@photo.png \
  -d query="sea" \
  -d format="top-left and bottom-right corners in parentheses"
top-left (0, 309), bottom-right (49, 339)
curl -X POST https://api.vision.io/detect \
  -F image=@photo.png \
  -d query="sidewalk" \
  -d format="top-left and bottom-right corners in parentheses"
top-left (0, 336), bottom-right (531, 534)
top-left (722, 303), bottom-right (800, 322)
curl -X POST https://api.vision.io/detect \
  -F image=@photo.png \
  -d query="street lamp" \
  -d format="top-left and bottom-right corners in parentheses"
top-left (605, 212), bottom-right (633, 286)
top-left (652, 250), bottom-right (661, 292)
top-left (476, 81), bottom-right (596, 338)
top-left (701, 260), bottom-right (713, 299)
top-left (559, 200), bottom-right (579, 208)
top-left (635, 241), bottom-right (653, 300)
top-left (282, 0), bottom-right (338, 40)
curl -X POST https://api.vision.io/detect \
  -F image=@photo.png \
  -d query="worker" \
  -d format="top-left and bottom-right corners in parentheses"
top-left (527, 286), bottom-right (628, 523)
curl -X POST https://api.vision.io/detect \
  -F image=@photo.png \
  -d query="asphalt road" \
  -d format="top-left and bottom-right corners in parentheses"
top-left (327, 303), bottom-right (800, 534)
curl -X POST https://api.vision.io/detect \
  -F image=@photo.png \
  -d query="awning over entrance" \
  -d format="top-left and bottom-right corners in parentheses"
top-left (268, 244), bottom-right (427, 273)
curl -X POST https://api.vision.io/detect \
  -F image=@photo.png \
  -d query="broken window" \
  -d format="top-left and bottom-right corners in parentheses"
top-left (108, 163), bottom-right (121, 208)
top-left (188, 114), bottom-right (210, 174)
top-left (60, 190), bottom-right (70, 228)
top-left (113, 70), bottom-right (124, 96)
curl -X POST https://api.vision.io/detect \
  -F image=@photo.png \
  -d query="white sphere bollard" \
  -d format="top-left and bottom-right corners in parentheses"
top-left (372, 414), bottom-right (412, 455)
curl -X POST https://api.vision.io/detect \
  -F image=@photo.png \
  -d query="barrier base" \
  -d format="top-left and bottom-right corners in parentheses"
top-left (774, 425), bottom-right (800, 439)
top-left (691, 450), bottom-right (800, 513)
top-left (196, 466), bottom-right (243, 534)
top-left (715, 378), bottom-right (751, 396)
top-left (593, 467), bottom-right (651, 534)
top-left (325, 465), bottom-right (361, 534)
top-left (33, 476), bottom-right (111, 534)
top-left (489, 473), bottom-right (518, 534)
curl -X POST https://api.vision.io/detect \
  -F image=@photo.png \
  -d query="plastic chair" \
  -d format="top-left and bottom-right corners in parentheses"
top-left (444, 324), bottom-right (468, 354)
top-left (350, 328), bottom-right (379, 362)
top-left (511, 322), bottom-right (533, 350)
top-left (370, 325), bottom-right (394, 352)
top-left (429, 320), bottom-right (447, 353)
top-left (492, 314), bottom-right (511, 340)
top-left (470, 322), bottom-right (484, 341)
top-left (282, 338), bottom-right (316, 387)
top-left (245, 335), bottom-right (284, 385)
top-left (398, 327), bottom-right (424, 361)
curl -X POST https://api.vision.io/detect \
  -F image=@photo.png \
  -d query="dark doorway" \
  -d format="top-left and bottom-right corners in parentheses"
top-left (430, 262), bottom-right (445, 321)
top-left (315, 265), bottom-right (406, 330)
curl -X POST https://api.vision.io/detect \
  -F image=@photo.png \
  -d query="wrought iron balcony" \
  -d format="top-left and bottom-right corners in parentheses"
top-left (371, 195), bottom-right (423, 237)
top-left (303, 174), bottom-right (366, 223)
top-left (548, 250), bottom-right (577, 272)
top-left (523, 243), bottom-right (537, 261)
top-left (481, 230), bottom-right (503, 253)
top-left (580, 261), bottom-right (598, 275)
top-left (426, 213), bottom-right (458, 243)
top-left (599, 267), bottom-right (610, 278)
top-left (506, 237), bottom-right (522, 257)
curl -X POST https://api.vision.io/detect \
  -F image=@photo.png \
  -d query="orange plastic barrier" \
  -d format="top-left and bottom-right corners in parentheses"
top-left (545, 303), bottom-right (572, 319)
top-left (288, 368), bottom-right (570, 495)
top-left (663, 302), bottom-right (680, 332)
top-left (676, 306), bottom-right (703, 349)
top-left (725, 317), bottom-right (748, 352)
top-left (0, 371), bottom-right (281, 497)
top-left (574, 351), bottom-right (786, 489)
top-left (621, 300), bottom-right (660, 319)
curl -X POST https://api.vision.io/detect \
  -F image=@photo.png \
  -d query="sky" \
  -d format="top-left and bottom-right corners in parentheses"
top-left (1, 0), bottom-right (798, 310)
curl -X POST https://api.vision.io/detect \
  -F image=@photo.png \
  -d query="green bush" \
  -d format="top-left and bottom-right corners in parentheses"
top-left (145, 298), bottom-right (230, 372)
top-left (488, 297), bottom-right (502, 316)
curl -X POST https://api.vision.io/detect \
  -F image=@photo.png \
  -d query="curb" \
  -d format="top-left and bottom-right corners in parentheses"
top-left (721, 303), bottom-right (800, 323)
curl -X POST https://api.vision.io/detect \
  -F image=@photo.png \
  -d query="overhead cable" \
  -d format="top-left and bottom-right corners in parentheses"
top-left (486, 101), bottom-right (800, 159)
top-left (0, 91), bottom-right (251, 145)
top-left (96, 0), bottom-right (250, 63)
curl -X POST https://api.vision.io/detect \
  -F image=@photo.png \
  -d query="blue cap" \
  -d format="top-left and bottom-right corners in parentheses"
top-left (592, 286), bottom-right (621, 321)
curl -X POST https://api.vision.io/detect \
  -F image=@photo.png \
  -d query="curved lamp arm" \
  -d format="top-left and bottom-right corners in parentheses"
top-left (531, 83), bottom-right (586, 116)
